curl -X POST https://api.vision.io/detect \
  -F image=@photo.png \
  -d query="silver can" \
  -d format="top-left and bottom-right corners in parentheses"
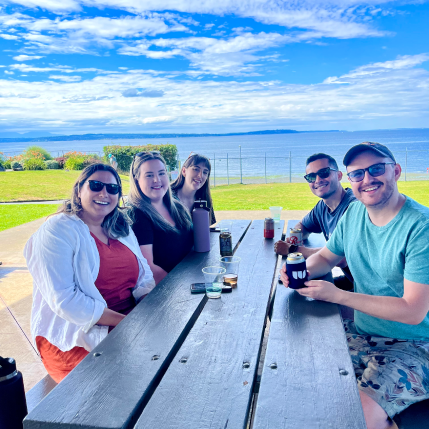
top-left (289, 227), bottom-right (303, 246)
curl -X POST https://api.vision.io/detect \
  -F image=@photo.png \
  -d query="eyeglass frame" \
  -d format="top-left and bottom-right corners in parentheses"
top-left (304, 167), bottom-right (338, 183)
top-left (346, 162), bottom-right (396, 183)
top-left (86, 180), bottom-right (121, 195)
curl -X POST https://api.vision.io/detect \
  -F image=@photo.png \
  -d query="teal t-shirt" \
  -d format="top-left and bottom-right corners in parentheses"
top-left (327, 196), bottom-right (429, 341)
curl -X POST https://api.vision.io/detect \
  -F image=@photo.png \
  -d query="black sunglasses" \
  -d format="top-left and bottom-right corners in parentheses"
top-left (347, 162), bottom-right (395, 183)
top-left (304, 167), bottom-right (337, 183)
top-left (87, 180), bottom-right (121, 195)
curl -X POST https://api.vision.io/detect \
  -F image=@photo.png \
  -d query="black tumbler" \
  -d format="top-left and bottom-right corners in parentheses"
top-left (0, 356), bottom-right (28, 429)
top-left (286, 252), bottom-right (308, 289)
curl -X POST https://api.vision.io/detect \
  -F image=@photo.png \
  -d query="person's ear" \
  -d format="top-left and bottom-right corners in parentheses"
top-left (337, 171), bottom-right (343, 181)
top-left (394, 163), bottom-right (402, 182)
top-left (181, 166), bottom-right (187, 177)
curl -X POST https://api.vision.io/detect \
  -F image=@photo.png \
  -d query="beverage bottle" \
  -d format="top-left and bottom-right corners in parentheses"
top-left (192, 200), bottom-right (211, 252)
top-left (0, 356), bottom-right (28, 429)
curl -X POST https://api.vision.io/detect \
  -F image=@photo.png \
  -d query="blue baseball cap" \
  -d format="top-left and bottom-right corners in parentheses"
top-left (343, 142), bottom-right (396, 166)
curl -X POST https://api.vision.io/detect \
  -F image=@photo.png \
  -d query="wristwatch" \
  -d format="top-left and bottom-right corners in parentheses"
top-left (288, 244), bottom-right (299, 254)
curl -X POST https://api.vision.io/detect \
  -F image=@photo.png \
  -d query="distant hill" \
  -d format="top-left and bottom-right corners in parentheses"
top-left (0, 129), bottom-right (340, 143)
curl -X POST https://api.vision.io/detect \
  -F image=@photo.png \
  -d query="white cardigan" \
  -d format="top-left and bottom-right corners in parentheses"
top-left (24, 213), bottom-right (156, 352)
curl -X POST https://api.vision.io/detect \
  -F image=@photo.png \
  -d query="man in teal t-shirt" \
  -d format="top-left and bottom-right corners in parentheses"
top-left (280, 142), bottom-right (429, 429)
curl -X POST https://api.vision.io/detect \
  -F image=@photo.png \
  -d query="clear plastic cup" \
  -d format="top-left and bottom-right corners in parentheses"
top-left (219, 256), bottom-right (241, 288)
top-left (202, 266), bottom-right (226, 299)
top-left (269, 206), bottom-right (283, 223)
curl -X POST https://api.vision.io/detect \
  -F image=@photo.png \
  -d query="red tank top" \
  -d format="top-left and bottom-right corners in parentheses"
top-left (91, 233), bottom-right (139, 315)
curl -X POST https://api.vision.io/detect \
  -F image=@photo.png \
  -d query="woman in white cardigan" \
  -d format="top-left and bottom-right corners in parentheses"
top-left (25, 163), bottom-right (155, 382)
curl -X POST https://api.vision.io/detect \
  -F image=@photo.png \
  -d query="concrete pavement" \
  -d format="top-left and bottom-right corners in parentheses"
top-left (0, 209), bottom-right (309, 392)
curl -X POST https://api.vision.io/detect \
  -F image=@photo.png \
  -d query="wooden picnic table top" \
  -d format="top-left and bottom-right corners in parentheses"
top-left (24, 219), bottom-right (365, 429)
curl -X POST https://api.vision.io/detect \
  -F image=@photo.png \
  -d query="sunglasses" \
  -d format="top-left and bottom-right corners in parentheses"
top-left (87, 180), bottom-right (121, 195)
top-left (347, 162), bottom-right (395, 183)
top-left (304, 167), bottom-right (337, 183)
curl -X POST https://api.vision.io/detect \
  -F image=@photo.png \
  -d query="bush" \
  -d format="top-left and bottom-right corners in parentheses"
top-left (45, 160), bottom-right (60, 169)
top-left (65, 156), bottom-right (85, 170)
top-left (23, 157), bottom-right (46, 170)
top-left (54, 156), bottom-right (66, 169)
top-left (11, 161), bottom-right (22, 170)
top-left (24, 146), bottom-right (52, 161)
top-left (3, 160), bottom-right (11, 169)
top-left (62, 151), bottom-right (102, 170)
top-left (103, 144), bottom-right (178, 173)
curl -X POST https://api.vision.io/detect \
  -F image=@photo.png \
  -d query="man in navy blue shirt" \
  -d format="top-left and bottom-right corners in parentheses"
top-left (275, 152), bottom-right (356, 289)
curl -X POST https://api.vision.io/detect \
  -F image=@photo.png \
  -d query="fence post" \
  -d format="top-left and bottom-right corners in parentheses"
top-left (265, 152), bottom-right (267, 184)
top-left (239, 145), bottom-right (243, 184)
top-left (227, 153), bottom-right (229, 186)
top-left (214, 153), bottom-right (216, 187)
top-left (405, 148), bottom-right (407, 182)
top-left (289, 151), bottom-right (292, 183)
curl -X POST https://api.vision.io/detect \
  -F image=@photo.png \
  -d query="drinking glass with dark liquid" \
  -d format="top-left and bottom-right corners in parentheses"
top-left (220, 256), bottom-right (241, 288)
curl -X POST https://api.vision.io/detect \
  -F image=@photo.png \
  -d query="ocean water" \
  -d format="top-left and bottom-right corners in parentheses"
top-left (1, 128), bottom-right (429, 183)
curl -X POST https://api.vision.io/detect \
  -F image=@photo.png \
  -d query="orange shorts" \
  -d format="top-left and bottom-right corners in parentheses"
top-left (36, 336), bottom-right (89, 383)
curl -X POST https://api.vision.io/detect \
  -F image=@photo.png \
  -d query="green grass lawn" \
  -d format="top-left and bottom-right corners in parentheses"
top-left (211, 181), bottom-right (429, 210)
top-left (1, 169), bottom-right (428, 232)
top-left (0, 204), bottom-right (59, 232)
top-left (0, 170), bottom-right (130, 202)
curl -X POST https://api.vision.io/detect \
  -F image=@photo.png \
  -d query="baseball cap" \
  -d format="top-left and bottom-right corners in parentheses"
top-left (343, 142), bottom-right (396, 166)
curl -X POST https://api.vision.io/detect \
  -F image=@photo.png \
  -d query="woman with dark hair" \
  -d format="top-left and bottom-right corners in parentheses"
top-left (24, 163), bottom-right (155, 383)
top-left (170, 153), bottom-right (216, 225)
top-left (128, 152), bottom-right (193, 284)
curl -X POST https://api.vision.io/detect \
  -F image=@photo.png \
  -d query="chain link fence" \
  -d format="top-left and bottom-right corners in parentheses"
top-left (175, 149), bottom-right (429, 186)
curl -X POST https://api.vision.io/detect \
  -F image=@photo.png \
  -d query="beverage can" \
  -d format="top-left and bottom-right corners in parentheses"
top-left (264, 217), bottom-right (275, 239)
top-left (219, 230), bottom-right (233, 256)
top-left (286, 252), bottom-right (308, 289)
top-left (289, 228), bottom-right (303, 246)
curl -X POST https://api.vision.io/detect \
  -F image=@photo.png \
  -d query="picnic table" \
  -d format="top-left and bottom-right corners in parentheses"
top-left (24, 219), bottom-right (366, 429)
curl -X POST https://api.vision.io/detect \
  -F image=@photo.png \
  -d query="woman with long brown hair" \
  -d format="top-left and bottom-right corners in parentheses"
top-left (128, 152), bottom-right (193, 284)
top-left (170, 153), bottom-right (216, 225)
top-left (24, 163), bottom-right (155, 383)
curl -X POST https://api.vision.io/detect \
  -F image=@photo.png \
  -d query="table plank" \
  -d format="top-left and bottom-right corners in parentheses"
top-left (24, 220), bottom-right (251, 429)
top-left (135, 220), bottom-right (285, 429)
top-left (253, 220), bottom-right (366, 429)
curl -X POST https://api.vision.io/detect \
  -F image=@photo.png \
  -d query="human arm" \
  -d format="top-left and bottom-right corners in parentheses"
top-left (24, 218), bottom-right (106, 332)
top-left (97, 308), bottom-right (125, 326)
top-left (275, 221), bottom-right (317, 256)
top-left (279, 246), bottom-right (343, 285)
top-left (139, 244), bottom-right (168, 284)
top-left (296, 278), bottom-right (429, 325)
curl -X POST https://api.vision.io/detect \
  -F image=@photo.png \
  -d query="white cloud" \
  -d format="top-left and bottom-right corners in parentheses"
top-left (4, 70), bottom-right (14, 74)
top-left (49, 75), bottom-right (82, 82)
top-left (13, 54), bottom-right (44, 61)
top-left (325, 54), bottom-right (429, 82)
top-left (120, 32), bottom-right (292, 75)
top-left (0, 33), bottom-right (18, 39)
top-left (2, 0), bottom-right (80, 13)
top-left (122, 88), bottom-right (164, 97)
top-left (0, 52), bottom-right (428, 132)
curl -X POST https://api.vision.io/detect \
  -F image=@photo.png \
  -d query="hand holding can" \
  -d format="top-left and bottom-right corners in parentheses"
top-left (285, 253), bottom-right (308, 289)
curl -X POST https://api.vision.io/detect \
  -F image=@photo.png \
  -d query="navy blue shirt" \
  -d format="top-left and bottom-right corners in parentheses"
top-left (301, 188), bottom-right (356, 241)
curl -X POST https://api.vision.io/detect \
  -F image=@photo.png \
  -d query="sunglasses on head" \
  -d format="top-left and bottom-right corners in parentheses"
top-left (87, 180), bottom-right (121, 195)
top-left (304, 167), bottom-right (337, 183)
top-left (347, 162), bottom-right (395, 183)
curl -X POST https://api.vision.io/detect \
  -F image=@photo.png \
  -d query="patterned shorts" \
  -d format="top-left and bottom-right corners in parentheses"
top-left (344, 320), bottom-right (429, 418)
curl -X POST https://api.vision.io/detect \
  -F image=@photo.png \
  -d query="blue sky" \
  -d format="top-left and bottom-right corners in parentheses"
top-left (0, 0), bottom-right (428, 135)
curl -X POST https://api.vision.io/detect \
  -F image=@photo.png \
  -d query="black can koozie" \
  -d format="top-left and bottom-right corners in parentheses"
top-left (286, 253), bottom-right (308, 289)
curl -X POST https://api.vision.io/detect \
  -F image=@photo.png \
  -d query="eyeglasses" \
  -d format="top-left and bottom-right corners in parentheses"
top-left (304, 167), bottom-right (337, 183)
top-left (347, 162), bottom-right (395, 182)
top-left (87, 180), bottom-right (121, 195)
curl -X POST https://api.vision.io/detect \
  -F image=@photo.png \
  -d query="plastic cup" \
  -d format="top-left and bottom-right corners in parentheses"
top-left (219, 256), bottom-right (241, 288)
top-left (269, 206), bottom-right (283, 223)
top-left (202, 266), bottom-right (226, 299)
